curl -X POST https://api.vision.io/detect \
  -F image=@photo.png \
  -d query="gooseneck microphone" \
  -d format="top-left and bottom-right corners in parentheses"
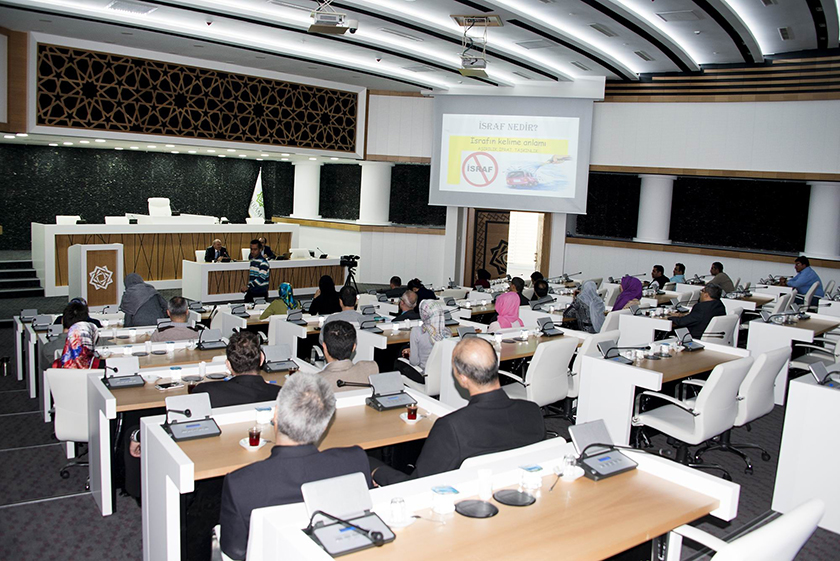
top-left (336, 380), bottom-right (372, 388)
top-left (167, 408), bottom-right (192, 418)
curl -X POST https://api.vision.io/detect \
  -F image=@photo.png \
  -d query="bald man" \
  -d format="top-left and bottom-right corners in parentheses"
top-left (204, 239), bottom-right (231, 263)
top-left (371, 337), bottom-right (545, 485)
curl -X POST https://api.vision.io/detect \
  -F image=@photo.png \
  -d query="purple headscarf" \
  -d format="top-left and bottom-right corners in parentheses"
top-left (613, 276), bottom-right (643, 311)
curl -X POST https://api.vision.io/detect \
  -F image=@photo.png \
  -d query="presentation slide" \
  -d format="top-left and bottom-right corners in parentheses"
top-left (439, 114), bottom-right (580, 198)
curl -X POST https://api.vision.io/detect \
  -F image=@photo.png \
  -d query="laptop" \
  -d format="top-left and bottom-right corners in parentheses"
top-left (674, 327), bottom-right (704, 351)
top-left (443, 310), bottom-right (459, 326)
top-left (597, 340), bottom-right (632, 365)
top-left (670, 298), bottom-right (689, 313)
top-left (809, 362), bottom-right (838, 386)
top-left (536, 317), bottom-right (563, 337)
top-left (457, 326), bottom-right (477, 338)
top-left (261, 344), bottom-right (298, 373)
top-left (286, 310), bottom-right (308, 326)
top-left (196, 328), bottom-right (227, 350)
top-left (360, 319), bottom-right (383, 334)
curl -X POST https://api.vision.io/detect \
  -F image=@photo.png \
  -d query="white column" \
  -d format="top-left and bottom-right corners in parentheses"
top-left (357, 162), bottom-right (393, 224)
top-left (805, 182), bottom-right (840, 259)
top-left (291, 161), bottom-right (323, 219)
top-left (634, 174), bottom-right (676, 244)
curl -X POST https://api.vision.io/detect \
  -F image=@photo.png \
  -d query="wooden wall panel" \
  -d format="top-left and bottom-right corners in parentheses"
top-left (0, 28), bottom-right (27, 133)
top-left (54, 232), bottom-right (292, 286)
top-left (208, 265), bottom-right (344, 295)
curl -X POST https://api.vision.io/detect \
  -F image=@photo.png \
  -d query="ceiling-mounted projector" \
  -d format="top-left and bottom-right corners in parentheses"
top-left (309, 11), bottom-right (356, 34)
top-left (459, 56), bottom-right (488, 78)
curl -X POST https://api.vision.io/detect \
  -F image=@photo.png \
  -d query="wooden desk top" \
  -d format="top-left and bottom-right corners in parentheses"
top-left (743, 293), bottom-right (774, 306)
top-left (469, 304), bottom-right (495, 316)
top-left (793, 316), bottom-right (840, 336)
top-left (636, 348), bottom-right (739, 384)
top-left (349, 469), bottom-right (718, 561)
top-left (381, 326), bottom-right (463, 346)
top-left (499, 335), bottom-right (581, 361)
top-left (179, 404), bottom-right (437, 480)
top-left (132, 348), bottom-right (227, 368)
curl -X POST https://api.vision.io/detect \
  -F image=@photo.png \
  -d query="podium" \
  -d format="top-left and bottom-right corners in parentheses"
top-left (68, 244), bottom-right (124, 306)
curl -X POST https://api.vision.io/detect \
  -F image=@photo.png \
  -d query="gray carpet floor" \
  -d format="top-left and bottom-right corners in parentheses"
top-left (0, 320), bottom-right (837, 559)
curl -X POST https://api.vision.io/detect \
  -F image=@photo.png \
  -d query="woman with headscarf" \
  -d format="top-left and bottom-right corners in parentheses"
top-left (120, 273), bottom-right (168, 327)
top-left (260, 282), bottom-right (301, 319)
top-left (52, 321), bottom-right (101, 369)
top-left (396, 299), bottom-right (452, 383)
top-left (308, 275), bottom-right (342, 316)
top-left (489, 291), bottom-right (525, 332)
top-left (569, 281), bottom-right (606, 333)
top-left (613, 276), bottom-right (643, 311)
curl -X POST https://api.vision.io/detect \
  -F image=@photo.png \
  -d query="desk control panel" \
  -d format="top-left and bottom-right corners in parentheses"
top-left (366, 393), bottom-right (416, 411)
top-left (580, 451), bottom-right (638, 481)
top-left (166, 419), bottom-right (222, 441)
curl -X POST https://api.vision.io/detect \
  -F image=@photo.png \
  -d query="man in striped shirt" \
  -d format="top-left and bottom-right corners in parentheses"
top-left (243, 239), bottom-right (270, 303)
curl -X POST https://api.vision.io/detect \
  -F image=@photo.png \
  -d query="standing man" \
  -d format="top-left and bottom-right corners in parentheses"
top-left (257, 237), bottom-right (276, 260)
top-left (649, 265), bottom-right (670, 290)
top-left (205, 239), bottom-right (231, 263)
top-left (709, 262), bottom-right (735, 293)
top-left (781, 255), bottom-right (824, 306)
top-left (242, 239), bottom-right (270, 303)
top-left (671, 263), bottom-right (686, 284)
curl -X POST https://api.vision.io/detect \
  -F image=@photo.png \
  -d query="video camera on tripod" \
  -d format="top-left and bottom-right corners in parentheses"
top-left (341, 255), bottom-right (360, 292)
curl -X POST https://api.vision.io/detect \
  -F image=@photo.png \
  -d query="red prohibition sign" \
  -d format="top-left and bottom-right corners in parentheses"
top-left (462, 151), bottom-right (499, 187)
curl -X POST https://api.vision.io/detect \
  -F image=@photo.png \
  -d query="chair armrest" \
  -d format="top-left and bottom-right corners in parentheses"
top-left (792, 344), bottom-right (834, 356)
top-left (682, 379), bottom-right (705, 388)
top-left (672, 525), bottom-right (728, 552)
top-left (397, 357), bottom-right (425, 377)
top-left (498, 370), bottom-right (526, 386)
top-left (634, 390), bottom-right (697, 418)
top-left (812, 337), bottom-right (837, 347)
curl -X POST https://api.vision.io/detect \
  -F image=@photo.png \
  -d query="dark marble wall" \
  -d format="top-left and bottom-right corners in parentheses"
top-left (0, 145), bottom-right (294, 250)
top-left (576, 173), bottom-right (641, 239)
top-left (389, 164), bottom-right (446, 227)
top-left (319, 164), bottom-right (362, 221)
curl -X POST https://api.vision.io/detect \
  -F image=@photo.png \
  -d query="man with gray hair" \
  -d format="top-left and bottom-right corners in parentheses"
top-left (371, 337), bottom-right (544, 486)
top-left (150, 296), bottom-right (198, 342)
top-left (219, 372), bottom-right (372, 560)
top-left (393, 289), bottom-right (419, 322)
top-left (204, 239), bottom-right (230, 262)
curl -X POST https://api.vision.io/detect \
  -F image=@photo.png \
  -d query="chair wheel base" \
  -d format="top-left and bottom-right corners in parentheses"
top-left (761, 452), bottom-right (772, 461)
top-left (60, 469), bottom-right (70, 479)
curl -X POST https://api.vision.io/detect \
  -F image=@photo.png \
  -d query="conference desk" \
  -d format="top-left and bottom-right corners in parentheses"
top-left (140, 388), bottom-right (454, 561)
top-left (246, 438), bottom-right (740, 561)
top-left (182, 258), bottom-right (345, 303)
top-left (577, 342), bottom-right (748, 446)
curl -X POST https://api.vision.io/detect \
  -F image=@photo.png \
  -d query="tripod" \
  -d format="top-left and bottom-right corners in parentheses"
top-left (344, 266), bottom-right (359, 293)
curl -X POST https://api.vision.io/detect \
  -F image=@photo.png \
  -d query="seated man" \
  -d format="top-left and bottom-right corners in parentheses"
top-left (150, 296), bottom-right (198, 342)
top-left (781, 255), bottom-right (824, 306)
top-left (371, 337), bottom-right (545, 485)
top-left (649, 265), bottom-right (669, 290)
top-left (393, 290), bottom-right (420, 322)
top-left (219, 372), bottom-right (372, 560)
top-left (257, 236), bottom-right (276, 260)
top-left (320, 320), bottom-right (379, 390)
top-left (381, 275), bottom-right (406, 299)
top-left (530, 279), bottom-right (549, 302)
top-left (192, 331), bottom-right (280, 408)
top-left (205, 239), bottom-right (231, 263)
top-left (671, 263), bottom-right (686, 284)
top-left (243, 239), bottom-right (270, 303)
top-left (708, 261), bottom-right (735, 293)
top-left (509, 277), bottom-right (529, 306)
top-left (672, 283), bottom-right (726, 340)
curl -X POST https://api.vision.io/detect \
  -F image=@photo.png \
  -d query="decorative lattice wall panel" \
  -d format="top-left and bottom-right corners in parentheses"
top-left (36, 44), bottom-right (358, 152)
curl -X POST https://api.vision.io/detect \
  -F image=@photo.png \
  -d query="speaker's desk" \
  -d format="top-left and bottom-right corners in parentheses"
top-left (140, 389), bottom-right (453, 561)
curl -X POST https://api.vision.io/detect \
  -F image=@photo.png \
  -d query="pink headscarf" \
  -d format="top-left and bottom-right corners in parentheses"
top-left (495, 292), bottom-right (523, 329)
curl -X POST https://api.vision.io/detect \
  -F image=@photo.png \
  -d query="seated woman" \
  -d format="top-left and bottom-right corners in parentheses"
top-left (395, 300), bottom-right (451, 384)
top-left (488, 291), bottom-right (525, 332)
top-left (260, 282), bottom-right (300, 319)
top-left (567, 281), bottom-right (605, 334)
top-left (120, 273), bottom-right (167, 327)
top-left (308, 275), bottom-right (342, 316)
top-left (52, 321), bottom-right (101, 369)
top-left (473, 268), bottom-right (491, 289)
top-left (613, 276), bottom-right (643, 311)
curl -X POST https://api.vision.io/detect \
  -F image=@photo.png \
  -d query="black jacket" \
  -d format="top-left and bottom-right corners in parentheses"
top-left (382, 286), bottom-right (406, 298)
top-left (191, 374), bottom-right (280, 409)
top-left (220, 444), bottom-right (372, 560)
top-left (204, 246), bottom-right (231, 263)
top-left (414, 287), bottom-right (437, 309)
top-left (372, 389), bottom-right (544, 485)
top-left (261, 245), bottom-right (276, 260)
top-left (393, 308), bottom-right (421, 322)
top-left (672, 299), bottom-right (727, 340)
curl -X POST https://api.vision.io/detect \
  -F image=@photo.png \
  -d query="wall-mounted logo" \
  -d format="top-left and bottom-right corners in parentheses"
top-left (89, 266), bottom-right (114, 291)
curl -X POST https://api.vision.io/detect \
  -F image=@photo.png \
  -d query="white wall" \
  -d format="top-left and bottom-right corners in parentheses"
top-left (367, 94), bottom-right (433, 158)
top-left (591, 101), bottom-right (840, 174)
top-left (565, 242), bottom-right (840, 291)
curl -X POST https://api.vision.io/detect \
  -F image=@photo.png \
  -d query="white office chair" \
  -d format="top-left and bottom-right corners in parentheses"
top-left (632, 356), bottom-right (754, 479)
top-left (584, 278), bottom-right (603, 290)
top-left (687, 288), bottom-right (703, 306)
top-left (104, 216), bottom-right (130, 225)
top-left (825, 279), bottom-right (835, 296)
top-left (355, 294), bottom-right (377, 308)
top-left (692, 347), bottom-right (790, 474)
top-left (801, 281), bottom-right (820, 311)
top-left (663, 282), bottom-right (676, 291)
top-left (148, 197), bottom-right (172, 216)
top-left (398, 340), bottom-right (450, 397)
top-left (500, 338), bottom-right (578, 411)
top-left (789, 337), bottom-right (839, 371)
top-left (522, 287), bottom-right (535, 300)
top-left (240, 248), bottom-right (251, 260)
top-left (600, 308), bottom-right (630, 333)
top-left (56, 215), bottom-right (81, 225)
top-left (743, 281), bottom-right (751, 291)
top-left (440, 288), bottom-right (469, 300)
top-left (733, 277), bottom-right (741, 292)
top-left (560, 330), bottom-right (622, 421)
top-left (245, 217), bottom-right (263, 224)
top-left (674, 498), bottom-right (823, 561)
top-left (603, 285), bottom-right (621, 308)
top-left (211, 524), bottom-right (235, 561)
top-left (701, 313), bottom-right (741, 347)
top-left (47, 367), bottom-right (101, 485)
top-left (195, 249), bottom-right (205, 262)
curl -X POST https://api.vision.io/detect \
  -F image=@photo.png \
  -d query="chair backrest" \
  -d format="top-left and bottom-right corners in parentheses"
top-left (733, 277), bottom-right (741, 291)
top-left (241, 248), bottom-right (250, 260)
top-left (522, 287), bottom-right (535, 300)
top-left (803, 282), bottom-right (820, 307)
top-left (663, 282), bottom-right (676, 291)
top-left (693, 356), bottom-right (754, 440)
top-left (743, 281), bottom-right (751, 291)
top-left (701, 314), bottom-right (740, 347)
top-left (460, 439), bottom-right (562, 468)
top-left (421, 340), bottom-right (452, 396)
top-left (522, 338), bottom-right (578, 406)
top-left (735, 347), bottom-right (790, 427)
top-left (104, 216), bottom-right (130, 225)
top-left (440, 288), bottom-right (468, 300)
top-left (825, 279), bottom-right (835, 295)
top-left (687, 289), bottom-right (703, 306)
top-left (603, 284), bottom-right (622, 307)
top-left (601, 309), bottom-right (629, 332)
top-left (584, 278), bottom-right (602, 289)
top-left (47, 368), bottom-right (101, 443)
top-left (569, 330), bottom-right (621, 398)
top-left (678, 290), bottom-right (692, 304)
top-left (357, 294), bottom-right (378, 307)
top-left (56, 215), bottom-right (81, 225)
top-left (245, 217), bottom-right (263, 224)
top-left (710, 499), bottom-right (823, 561)
top-left (148, 197), bottom-right (171, 216)
top-left (195, 249), bottom-right (205, 262)
top-left (771, 292), bottom-right (792, 315)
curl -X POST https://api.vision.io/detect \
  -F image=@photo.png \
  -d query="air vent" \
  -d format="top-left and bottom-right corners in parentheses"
top-left (512, 71), bottom-right (533, 80)
top-left (570, 61), bottom-right (591, 71)
top-left (759, 0), bottom-right (778, 6)
top-left (379, 28), bottom-right (424, 42)
top-left (589, 23), bottom-right (617, 37)
top-left (656, 10), bottom-right (700, 22)
top-left (516, 39), bottom-right (557, 50)
top-left (266, 0), bottom-right (312, 12)
top-left (778, 27), bottom-right (793, 41)
top-left (451, 14), bottom-right (504, 27)
top-left (634, 50), bottom-right (655, 61)
top-left (402, 65), bottom-right (436, 73)
top-left (105, 1), bottom-right (157, 15)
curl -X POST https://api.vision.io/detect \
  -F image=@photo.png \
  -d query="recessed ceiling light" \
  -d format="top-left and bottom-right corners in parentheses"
top-left (115, 147), bottom-right (124, 150)
top-left (256, 158), bottom-right (263, 161)
top-left (49, 143), bottom-right (58, 146)
top-left (281, 153), bottom-right (290, 156)
top-left (188, 150), bottom-right (196, 153)
top-left (95, 139), bottom-right (106, 143)
top-left (147, 145), bottom-right (157, 148)
top-left (218, 154), bottom-right (226, 158)
top-left (130, 146), bottom-right (139, 150)
top-left (107, 1), bottom-right (157, 16)
top-left (308, 157), bottom-right (317, 161)
top-left (207, 149), bottom-right (216, 153)
top-left (227, 149), bottom-right (236, 152)
top-left (238, 154), bottom-right (247, 158)
top-left (3, 135), bottom-right (15, 139)
top-left (260, 153), bottom-right (269, 157)
top-left (63, 142), bottom-right (73, 145)
top-left (379, 28), bottom-right (423, 42)
top-left (16, 133), bottom-right (28, 137)
top-left (79, 140), bottom-right (90, 144)
top-left (171, 151), bottom-right (179, 154)
top-left (165, 144), bottom-right (174, 148)
top-left (330, 157), bottom-right (339, 160)
top-left (281, 158), bottom-right (289, 161)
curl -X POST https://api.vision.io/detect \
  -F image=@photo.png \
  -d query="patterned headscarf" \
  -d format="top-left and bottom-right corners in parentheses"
top-left (419, 299), bottom-right (451, 342)
top-left (495, 291), bottom-right (523, 329)
top-left (53, 321), bottom-right (99, 369)
top-left (279, 282), bottom-right (298, 310)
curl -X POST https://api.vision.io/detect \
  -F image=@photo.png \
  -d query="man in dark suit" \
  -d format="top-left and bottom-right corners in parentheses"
top-left (381, 275), bottom-right (406, 298)
top-left (204, 239), bottom-right (231, 263)
top-left (672, 283), bottom-right (727, 339)
top-left (257, 237), bottom-right (276, 260)
top-left (530, 279), bottom-right (549, 302)
top-left (392, 290), bottom-right (420, 322)
top-left (371, 337), bottom-right (545, 485)
top-left (191, 331), bottom-right (279, 408)
top-left (219, 372), bottom-right (372, 560)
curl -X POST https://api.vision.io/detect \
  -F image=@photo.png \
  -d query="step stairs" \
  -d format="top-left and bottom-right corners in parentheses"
top-left (0, 260), bottom-right (45, 299)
